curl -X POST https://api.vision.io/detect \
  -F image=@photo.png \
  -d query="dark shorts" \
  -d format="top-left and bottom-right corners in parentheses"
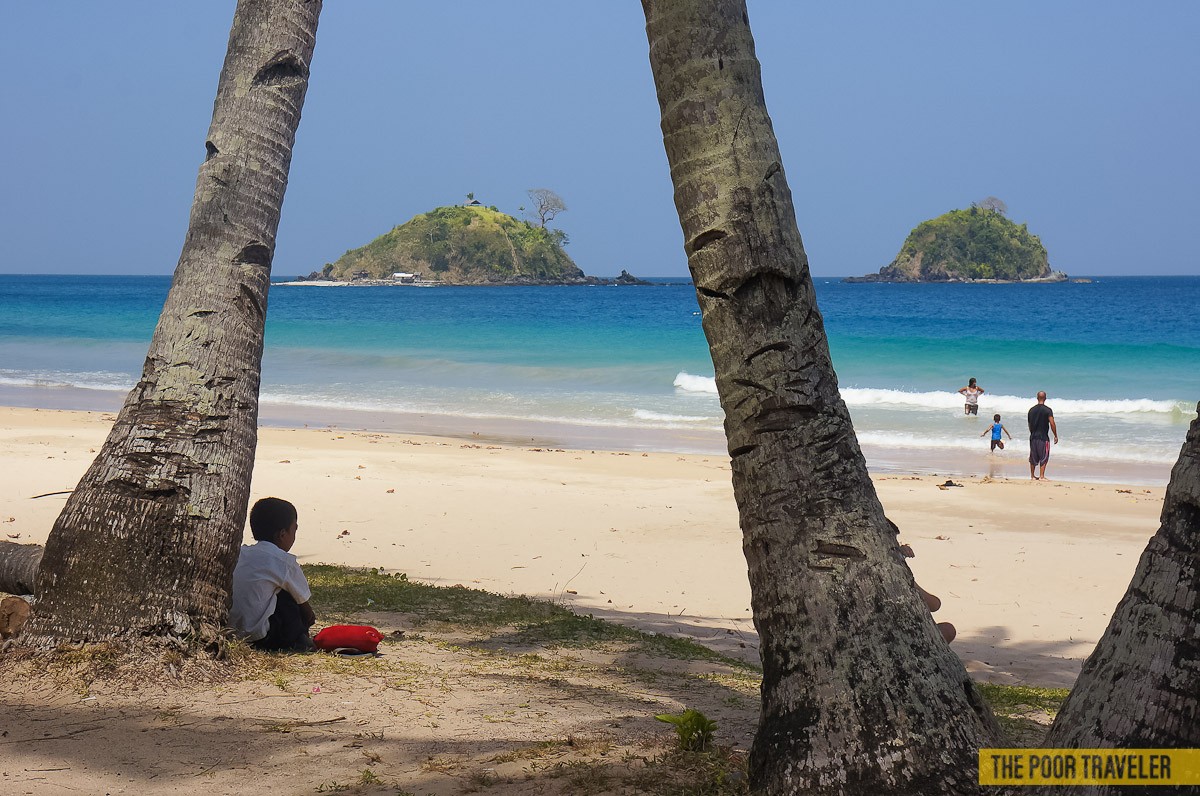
top-left (965, 403), bottom-right (979, 415)
top-left (1029, 438), bottom-right (1051, 466)
top-left (990, 438), bottom-right (1005, 451)
top-left (252, 590), bottom-right (313, 652)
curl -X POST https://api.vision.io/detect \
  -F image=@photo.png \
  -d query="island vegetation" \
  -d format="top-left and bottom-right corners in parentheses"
top-left (306, 201), bottom-right (596, 285)
top-left (848, 199), bottom-right (1065, 283)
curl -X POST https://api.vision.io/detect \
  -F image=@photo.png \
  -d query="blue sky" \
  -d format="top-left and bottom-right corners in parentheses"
top-left (1, 2), bottom-right (1196, 278)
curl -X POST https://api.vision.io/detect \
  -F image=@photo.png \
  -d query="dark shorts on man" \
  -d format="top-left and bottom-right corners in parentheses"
top-left (252, 590), bottom-right (314, 652)
top-left (1029, 438), bottom-right (1051, 467)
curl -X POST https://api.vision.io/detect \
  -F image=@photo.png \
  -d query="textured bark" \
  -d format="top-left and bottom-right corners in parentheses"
top-left (24, 0), bottom-right (321, 647)
top-left (1034, 405), bottom-right (1200, 796)
top-left (642, 2), bottom-right (1001, 793)
top-left (0, 541), bottom-right (43, 594)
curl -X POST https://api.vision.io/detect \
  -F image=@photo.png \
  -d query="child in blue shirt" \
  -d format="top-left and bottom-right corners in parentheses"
top-left (980, 413), bottom-right (1013, 452)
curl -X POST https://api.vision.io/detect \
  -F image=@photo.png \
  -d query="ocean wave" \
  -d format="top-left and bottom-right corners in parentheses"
top-left (673, 372), bottom-right (718, 393)
top-left (841, 388), bottom-right (1186, 416)
top-left (0, 370), bottom-right (133, 393)
top-left (632, 409), bottom-right (713, 423)
top-left (854, 431), bottom-right (1178, 464)
top-left (258, 390), bottom-right (725, 433)
top-left (672, 375), bottom-right (1187, 416)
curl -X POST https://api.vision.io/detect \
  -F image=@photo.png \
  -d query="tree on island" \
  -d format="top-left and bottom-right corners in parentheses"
top-left (527, 187), bottom-right (567, 227)
top-left (978, 195), bottom-right (1008, 215)
top-left (644, 0), bottom-right (1199, 793)
top-left (23, 0), bottom-right (322, 647)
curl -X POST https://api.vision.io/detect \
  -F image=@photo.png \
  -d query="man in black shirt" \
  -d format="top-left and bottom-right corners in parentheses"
top-left (1027, 391), bottom-right (1059, 480)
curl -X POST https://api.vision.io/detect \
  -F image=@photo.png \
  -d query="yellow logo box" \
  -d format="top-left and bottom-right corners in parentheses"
top-left (979, 749), bottom-right (1200, 786)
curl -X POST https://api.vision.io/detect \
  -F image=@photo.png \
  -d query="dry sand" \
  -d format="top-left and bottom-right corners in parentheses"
top-left (0, 406), bottom-right (1166, 687)
top-left (0, 406), bottom-right (1172, 794)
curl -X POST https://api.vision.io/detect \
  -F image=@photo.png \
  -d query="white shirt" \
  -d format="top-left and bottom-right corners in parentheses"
top-left (229, 540), bottom-right (312, 641)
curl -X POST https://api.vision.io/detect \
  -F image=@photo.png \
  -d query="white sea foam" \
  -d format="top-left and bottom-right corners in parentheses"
top-left (0, 370), bottom-right (133, 393)
top-left (673, 376), bottom-right (1187, 416)
top-left (270, 280), bottom-right (354, 287)
top-left (840, 388), bottom-right (1186, 416)
top-left (854, 431), bottom-right (1178, 464)
top-left (632, 409), bottom-right (712, 423)
top-left (259, 391), bottom-right (724, 433)
top-left (673, 372), bottom-right (718, 393)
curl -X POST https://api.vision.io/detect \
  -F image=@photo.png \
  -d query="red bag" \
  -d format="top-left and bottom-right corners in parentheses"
top-left (313, 624), bottom-right (384, 653)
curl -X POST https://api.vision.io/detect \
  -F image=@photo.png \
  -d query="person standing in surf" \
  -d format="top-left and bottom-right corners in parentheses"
top-left (958, 377), bottom-right (984, 416)
top-left (1027, 391), bottom-right (1059, 480)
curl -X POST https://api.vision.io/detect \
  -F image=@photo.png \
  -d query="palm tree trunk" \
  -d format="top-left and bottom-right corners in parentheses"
top-left (0, 542), bottom-right (43, 595)
top-left (24, 0), bottom-right (321, 647)
top-left (642, 1), bottom-right (1001, 792)
top-left (1035, 405), bottom-right (1200, 795)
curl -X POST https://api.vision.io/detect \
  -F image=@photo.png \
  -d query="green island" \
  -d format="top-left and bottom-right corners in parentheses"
top-left (304, 204), bottom-right (645, 286)
top-left (847, 202), bottom-right (1066, 283)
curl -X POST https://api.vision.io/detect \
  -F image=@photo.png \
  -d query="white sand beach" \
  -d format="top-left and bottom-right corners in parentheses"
top-left (0, 406), bottom-right (1167, 687)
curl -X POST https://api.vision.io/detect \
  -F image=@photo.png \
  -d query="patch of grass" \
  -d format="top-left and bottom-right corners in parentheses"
top-left (977, 683), bottom-right (1069, 715)
top-left (977, 683), bottom-right (1069, 746)
top-left (488, 741), bottom-right (562, 764)
top-left (421, 755), bottom-right (462, 774)
top-left (305, 564), bottom-right (562, 626)
top-left (304, 564), bottom-right (756, 670)
top-left (463, 769), bottom-right (506, 792)
top-left (631, 747), bottom-right (750, 795)
top-left (994, 715), bottom-right (1052, 746)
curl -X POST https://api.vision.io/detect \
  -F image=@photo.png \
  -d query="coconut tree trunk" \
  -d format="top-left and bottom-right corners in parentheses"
top-left (1035, 405), bottom-right (1200, 795)
top-left (642, 2), bottom-right (1001, 793)
top-left (24, 0), bottom-right (321, 647)
top-left (0, 542), bottom-right (43, 595)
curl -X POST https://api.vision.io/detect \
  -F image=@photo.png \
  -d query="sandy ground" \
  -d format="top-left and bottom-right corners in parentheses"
top-left (0, 406), bottom-right (1171, 793)
top-left (0, 406), bottom-right (1167, 686)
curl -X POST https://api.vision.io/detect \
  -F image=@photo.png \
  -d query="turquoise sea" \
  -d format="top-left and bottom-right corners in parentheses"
top-left (1, 274), bottom-right (1196, 485)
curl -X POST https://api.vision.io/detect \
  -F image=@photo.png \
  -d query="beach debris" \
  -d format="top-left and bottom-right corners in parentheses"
top-left (358, 464), bottom-right (366, 469)
top-left (386, 489), bottom-right (395, 493)
top-left (937, 480), bottom-right (963, 490)
top-left (1116, 489), bottom-right (1132, 494)
top-left (4, 518), bottom-right (13, 523)
top-left (934, 535), bottom-right (949, 540)
top-left (1, 594), bottom-right (33, 639)
top-left (278, 459), bottom-right (291, 463)
top-left (6, 533), bottom-right (20, 540)
top-left (29, 490), bottom-right (74, 500)
top-left (338, 530), bottom-right (350, 538)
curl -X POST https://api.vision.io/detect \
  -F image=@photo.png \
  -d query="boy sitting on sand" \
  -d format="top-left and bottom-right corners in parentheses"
top-left (229, 497), bottom-right (317, 651)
